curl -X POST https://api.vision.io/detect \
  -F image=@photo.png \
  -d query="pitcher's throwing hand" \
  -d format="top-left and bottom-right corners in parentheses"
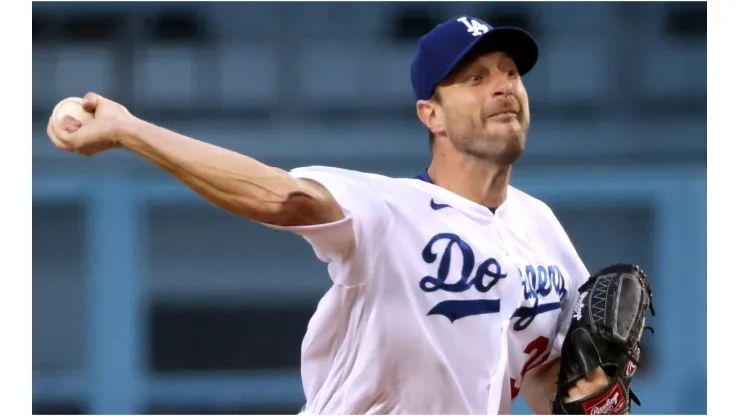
top-left (47, 93), bottom-right (130, 156)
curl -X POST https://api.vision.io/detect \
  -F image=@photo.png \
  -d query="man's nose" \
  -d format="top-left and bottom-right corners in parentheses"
top-left (491, 72), bottom-right (515, 97)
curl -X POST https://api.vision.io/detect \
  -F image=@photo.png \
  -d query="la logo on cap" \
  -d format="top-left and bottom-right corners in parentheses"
top-left (457, 17), bottom-right (490, 36)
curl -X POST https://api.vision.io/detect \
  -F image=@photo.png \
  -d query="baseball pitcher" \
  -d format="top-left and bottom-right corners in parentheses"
top-left (46, 15), bottom-right (654, 415)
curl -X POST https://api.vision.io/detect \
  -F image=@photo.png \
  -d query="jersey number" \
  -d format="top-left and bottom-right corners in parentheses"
top-left (510, 336), bottom-right (551, 399)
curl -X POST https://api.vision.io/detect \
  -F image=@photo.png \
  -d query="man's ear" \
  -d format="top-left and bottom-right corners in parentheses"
top-left (416, 99), bottom-right (444, 135)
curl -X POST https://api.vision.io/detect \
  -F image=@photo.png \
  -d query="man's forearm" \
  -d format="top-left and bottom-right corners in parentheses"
top-left (522, 358), bottom-right (560, 414)
top-left (523, 359), bottom-right (611, 414)
top-left (117, 118), bottom-right (338, 225)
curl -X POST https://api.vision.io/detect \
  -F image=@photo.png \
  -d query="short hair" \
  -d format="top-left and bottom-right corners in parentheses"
top-left (426, 88), bottom-right (442, 151)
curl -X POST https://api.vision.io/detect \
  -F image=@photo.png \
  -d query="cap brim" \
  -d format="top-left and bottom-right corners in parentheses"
top-left (474, 27), bottom-right (538, 75)
top-left (437, 26), bottom-right (539, 89)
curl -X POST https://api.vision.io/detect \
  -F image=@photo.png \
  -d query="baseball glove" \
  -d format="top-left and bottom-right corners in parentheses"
top-left (552, 263), bottom-right (655, 415)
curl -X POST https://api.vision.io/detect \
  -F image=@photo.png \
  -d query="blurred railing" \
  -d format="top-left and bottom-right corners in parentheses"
top-left (32, 3), bottom-right (707, 174)
top-left (32, 2), bottom-right (706, 118)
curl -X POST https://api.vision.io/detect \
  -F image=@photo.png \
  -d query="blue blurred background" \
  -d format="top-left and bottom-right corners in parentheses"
top-left (31, 2), bottom-right (706, 414)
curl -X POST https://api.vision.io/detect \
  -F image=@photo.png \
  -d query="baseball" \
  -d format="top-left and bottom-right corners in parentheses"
top-left (52, 97), bottom-right (94, 124)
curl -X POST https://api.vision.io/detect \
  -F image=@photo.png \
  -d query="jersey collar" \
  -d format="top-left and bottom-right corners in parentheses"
top-left (414, 170), bottom-right (499, 215)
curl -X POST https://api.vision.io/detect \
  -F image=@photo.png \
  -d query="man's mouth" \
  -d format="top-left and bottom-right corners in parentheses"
top-left (487, 111), bottom-right (518, 121)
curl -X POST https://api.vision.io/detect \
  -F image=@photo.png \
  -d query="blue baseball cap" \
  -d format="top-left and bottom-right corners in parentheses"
top-left (410, 16), bottom-right (539, 101)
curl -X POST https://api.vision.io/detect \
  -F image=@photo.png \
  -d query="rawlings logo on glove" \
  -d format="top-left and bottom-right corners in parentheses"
top-left (582, 383), bottom-right (626, 415)
top-left (552, 264), bottom-right (655, 415)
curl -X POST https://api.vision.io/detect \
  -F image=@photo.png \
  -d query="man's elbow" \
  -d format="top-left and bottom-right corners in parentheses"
top-left (261, 185), bottom-right (344, 227)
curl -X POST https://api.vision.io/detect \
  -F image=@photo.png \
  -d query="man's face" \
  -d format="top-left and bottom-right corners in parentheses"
top-left (419, 50), bottom-right (531, 165)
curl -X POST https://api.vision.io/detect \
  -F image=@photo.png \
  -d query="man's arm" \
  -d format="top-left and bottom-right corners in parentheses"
top-left (521, 358), bottom-right (560, 414)
top-left (522, 359), bottom-right (611, 415)
top-left (49, 93), bottom-right (389, 283)
top-left (119, 117), bottom-right (344, 227)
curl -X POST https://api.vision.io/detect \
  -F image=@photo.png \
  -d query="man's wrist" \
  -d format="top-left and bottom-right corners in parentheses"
top-left (115, 115), bottom-right (146, 148)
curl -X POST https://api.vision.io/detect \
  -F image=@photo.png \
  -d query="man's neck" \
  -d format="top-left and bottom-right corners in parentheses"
top-left (426, 150), bottom-right (512, 209)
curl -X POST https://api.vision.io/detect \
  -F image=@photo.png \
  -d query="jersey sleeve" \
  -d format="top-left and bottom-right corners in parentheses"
top-left (263, 166), bottom-right (392, 287)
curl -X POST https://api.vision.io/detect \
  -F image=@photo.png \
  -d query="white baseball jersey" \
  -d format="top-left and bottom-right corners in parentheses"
top-left (265, 166), bottom-right (590, 415)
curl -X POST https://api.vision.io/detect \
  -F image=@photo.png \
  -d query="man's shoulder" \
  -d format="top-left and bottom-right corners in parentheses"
top-left (291, 166), bottom-right (422, 188)
top-left (291, 166), bottom-right (387, 181)
top-left (291, 165), bottom-right (368, 179)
